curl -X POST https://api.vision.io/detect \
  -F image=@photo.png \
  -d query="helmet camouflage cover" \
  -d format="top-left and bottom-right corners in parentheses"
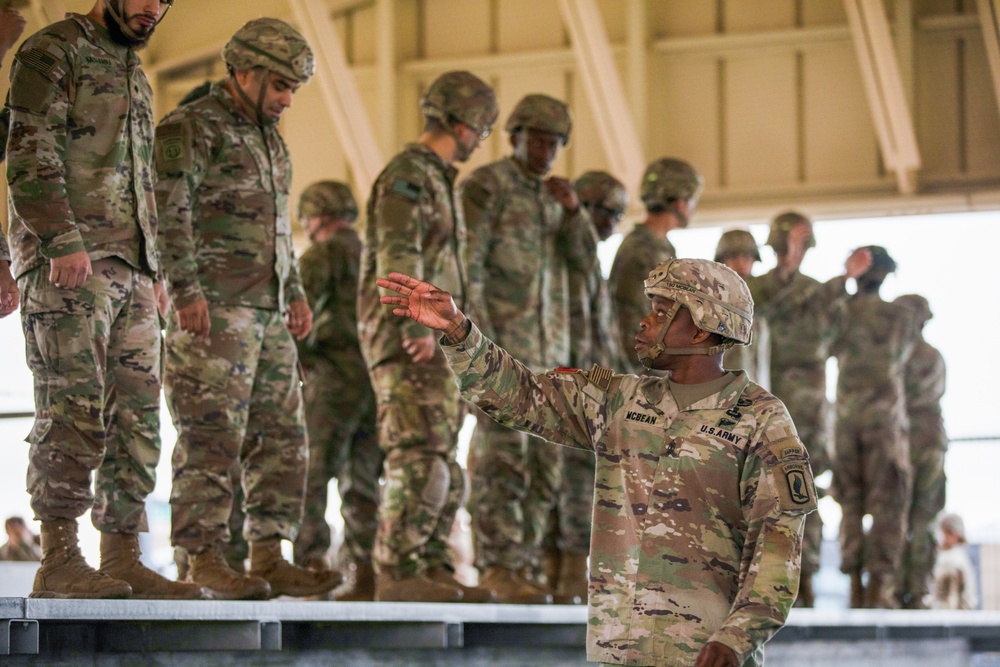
top-left (893, 294), bottom-right (932, 327)
top-left (421, 70), bottom-right (499, 136)
top-left (223, 18), bottom-right (315, 83)
top-left (575, 171), bottom-right (628, 216)
top-left (864, 245), bottom-right (897, 273)
top-left (504, 94), bottom-right (572, 144)
top-left (298, 181), bottom-right (358, 222)
top-left (640, 157), bottom-right (704, 210)
top-left (767, 211), bottom-right (815, 254)
top-left (714, 228), bottom-right (761, 262)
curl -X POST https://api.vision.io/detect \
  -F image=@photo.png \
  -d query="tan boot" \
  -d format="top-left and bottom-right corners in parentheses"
top-left (849, 570), bottom-right (865, 609)
top-left (794, 572), bottom-right (815, 608)
top-left (100, 533), bottom-right (206, 600)
top-left (427, 566), bottom-right (497, 603)
top-left (249, 538), bottom-right (342, 599)
top-left (189, 543), bottom-right (271, 600)
top-left (336, 561), bottom-right (376, 601)
top-left (553, 551), bottom-right (588, 605)
top-left (31, 520), bottom-right (132, 599)
top-left (375, 572), bottom-right (463, 602)
top-left (480, 566), bottom-right (552, 604)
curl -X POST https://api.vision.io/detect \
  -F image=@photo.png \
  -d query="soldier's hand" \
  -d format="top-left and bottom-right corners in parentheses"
top-left (403, 335), bottom-right (437, 363)
top-left (286, 298), bottom-right (313, 340)
top-left (695, 641), bottom-right (739, 667)
top-left (177, 298), bottom-right (211, 339)
top-left (377, 271), bottom-right (465, 333)
top-left (0, 260), bottom-right (18, 318)
top-left (49, 250), bottom-right (92, 289)
top-left (545, 176), bottom-right (579, 213)
top-left (153, 281), bottom-right (170, 318)
top-left (844, 246), bottom-right (873, 280)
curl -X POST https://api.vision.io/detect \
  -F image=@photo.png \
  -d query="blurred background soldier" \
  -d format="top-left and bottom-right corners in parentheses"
top-left (714, 228), bottom-right (770, 389)
top-left (460, 94), bottom-right (598, 603)
top-left (746, 212), bottom-right (871, 607)
top-left (293, 181), bottom-right (382, 601)
top-left (156, 18), bottom-right (340, 600)
top-left (358, 70), bottom-right (499, 603)
top-left (893, 294), bottom-right (948, 609)
top-left (831, 246), bottom-right (917, 608)
top-left (0, 0), bottom-right (26, 317)
top-left (6, 0), bottom-right (203, 600)
top-left (0, 517), bottom-right (41, 562)
top-left (609, 157), bottom-right (702, 373)
top-left (932, 513), bottom-right (978, 610)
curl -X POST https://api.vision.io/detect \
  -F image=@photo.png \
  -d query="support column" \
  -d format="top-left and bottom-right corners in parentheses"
top-left (977, 0), bottom-right (1000, 119)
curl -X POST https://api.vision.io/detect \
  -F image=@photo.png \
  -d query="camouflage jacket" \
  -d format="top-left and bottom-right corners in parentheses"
top-left (569, 260), bottom-right (626, 371)
top-left (5, 14), bottom-right (158, 279)
top-left (608, 223), bottom-right (676, 373)
top-left (297, 226), bottom-right (368, 385)
top-left (903, 337), bottom-right (946, 446)
top-left (358, 143), bottom-right (466, 369)
top-left (444, 323), bottom-right (815, 667)
top-left (461, 157), bottom-right (598, 370)
top-left (154, 81), bottom-right (304, 311)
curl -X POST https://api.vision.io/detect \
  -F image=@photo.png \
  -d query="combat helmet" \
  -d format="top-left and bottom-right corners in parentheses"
top-left (638, 258), bottom-right (753, 366)
top-left (505, 94), bottom-right (572, 145)
top-left (104, 0), bottom-right (173, 41)
top-left (864, 245), bottom-right (897, 273)
top-left (640, 158), bottom-right (704, 211)
top-left (714, 229), bottom-right (761, 263)
top-left (298, 181), bottom-right (358, 222)
top-left (894, 294), bottom-right (932, 328)
top-left (767, 211), bottom-right (815, 254)
top-left (421, 71), bottom-right (499, 140)
top-left (575, 171), bottom-right (628, 217)
top-left (223, 18), bottom-right (315, 84)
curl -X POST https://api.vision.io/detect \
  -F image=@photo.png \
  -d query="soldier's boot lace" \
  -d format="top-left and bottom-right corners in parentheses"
top-left (481, 566), bottom-right (553, 604)
top-left (249, 538), bottom-right (342, 599)
top-left (427, 565), bottom-right (496, 603)
top-left (189, 543), bottom-right (271, 600)
top-left (99, 532), bottom-right (207, 600)
top-left (375, 572), bottom-right (463, 602)
top-left (553, 551), bottom-right (588, 605)
top-left (31, 519), bottom-right (132, 599)
top-left (336, 560), bottom-right (377, 601)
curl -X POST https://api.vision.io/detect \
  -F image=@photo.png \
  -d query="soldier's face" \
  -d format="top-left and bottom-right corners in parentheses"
top-left (586, 204), bottom-right (622, 240)
top-left (722, 254), bottom-right (755, 281)
top-left (512, 128), bottom-right (561, 176)
top-left (122, 0), bottom-right (168, 33)
top-left (237, 70), bottom-right (302, 122)
top-left (636, 296), bottom-right (706, 369)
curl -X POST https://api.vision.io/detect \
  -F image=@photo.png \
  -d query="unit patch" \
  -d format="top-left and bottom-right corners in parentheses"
top-left (699, 425), bottom-right (743, 446)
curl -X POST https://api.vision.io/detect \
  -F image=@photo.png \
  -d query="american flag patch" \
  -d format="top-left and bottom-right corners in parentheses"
top-left (390, 179), bottom-right (421, 202)
top-left (20, 49), bottom-right (57, 76)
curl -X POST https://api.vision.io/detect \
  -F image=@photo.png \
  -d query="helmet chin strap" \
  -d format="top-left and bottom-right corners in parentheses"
top-left (231, 70), bottom-right (274, 127)
top-left (637, 302), bottom-right (738, 369)
top-left (105, 0), bottom-right (170, 40)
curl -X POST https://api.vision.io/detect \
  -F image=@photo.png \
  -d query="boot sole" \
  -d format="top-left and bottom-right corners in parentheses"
top-left (29, 590), bottom-right (131, 599)
top-left (203, 587), bottom-right (271, 601)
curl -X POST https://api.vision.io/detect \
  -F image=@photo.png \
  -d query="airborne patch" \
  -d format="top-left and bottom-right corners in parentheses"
top-left (390, 178), bottom-right (422, 202)
top-left (155, 122), bottom-right (190, 169)
top-left (781, 462), bottom-right (813, 507)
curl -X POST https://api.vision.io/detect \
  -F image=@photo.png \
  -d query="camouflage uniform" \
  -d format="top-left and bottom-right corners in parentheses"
top-left (6, 13), bottom-right (161, 533)
top-left (294, 224), bottom-right (381, 569)
top-left (0, 540), bottom-right (41, 562)
top-left (442, 321), bottom-right (814, 666)
top-left (155, 80), bottom-right (309, 552)
top-left (461, 153), bottom-right (598, 572)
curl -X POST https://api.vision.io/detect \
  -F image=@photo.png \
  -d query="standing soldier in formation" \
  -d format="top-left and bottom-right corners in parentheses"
top-left (155, 18), bottom-right (340, 601)
top-left (461, 94), bottom-right (598, 603)
top-left (746, 212), bottom-right (871, 607)
top-left (714, 228), bottom-right (770, 389)
top-left (609, 158), bottom-right (702, 373)
top-left (832, 246), bottom-right (917, 608)
top-left (293, 181), bottom-right (382, 601)
top-left (358, 70), bottom-right (499, 603)
top-left (377, 257), bottom-right (815, 667)
top-left (6, 0), bottom-right (204, 600)
top-left (893, 294), bottom-right (948, 609)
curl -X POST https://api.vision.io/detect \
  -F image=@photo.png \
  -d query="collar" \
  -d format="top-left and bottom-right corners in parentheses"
top-left (639, 370), bottom-right (750, 413)
top-left (503, 155), bottom-right (547, 188)
top-left (212, 80), bottom-right (264, 128)
top-left (405, 142), bottom-right (458, 184)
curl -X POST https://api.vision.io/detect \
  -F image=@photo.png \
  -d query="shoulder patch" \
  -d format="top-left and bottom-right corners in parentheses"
top-left (155, 121), bottom-right (192, 171)
top-left (9, 46), bottom-right (66, 115)
top-left (19, 48), bottom-right (59, 78)
top-left (390, 178), bottom-right (422, 202)
top-left (587, 364), bottom-right (614, 391)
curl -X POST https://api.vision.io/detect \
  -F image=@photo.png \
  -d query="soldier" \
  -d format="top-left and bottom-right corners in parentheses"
top-left (609, 157), bottom-right (702, 373)
top-left (377, 258), bottom-right (816, 667)
top-left (893, 294), bottom-right (948, 609)
top-left (358, 70), bottom-right (499, 603)
top-left (460, 94), bottom-right (598, 603)
top-left (155, 18), bottom-right (340, 600)
top-left (0, 3), bottom-right (28, 316)
top-left (714, 228), bottom-right (770, 388)
top-left (6, 0), bottom-right (204, 600)
top-left (831, 246), bottom-right (917, 608)
top-left (0, 517), bottom-right (41, 562)
top-left (932, 513), bottom-right (977, 610)
top-left (293, 181), bottom-right (382, 601)
top-left (746, 212), bottom-right (871, 607)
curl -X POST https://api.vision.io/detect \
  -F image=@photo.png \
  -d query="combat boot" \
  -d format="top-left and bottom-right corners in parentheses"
top-left (31, 519), bottom-right (132, 599)
top-left (849, 570), bottom-right (865, 609)
top-left (553, 551), bottom-right (588, 605)
top-left (428, 566), bottom-right (497, 603)
top-left (375, 572), bottom-right (463, 602)
top-left (794, 572), bottom-right (815, 608)
top-left (100, 532), bottom-right (207, 600)
top-left (481, 566), bottom-right (553, 604)
top-left (189, 543), bottom-right (271, 600)
top-left (336, 561), bottom-right (376, 601)
top-left (249, 538), bottom-right (342, 599)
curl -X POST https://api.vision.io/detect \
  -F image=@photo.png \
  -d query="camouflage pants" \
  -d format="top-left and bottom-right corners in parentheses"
top-left (771, 364), bottom-right (831, 575)
top-left (469, 414), bottom-right (563, 571)
top-left (545, 445), bottom-right (594, 556)
top-left (19, 259), bottom-right (161, 532)
top-left (833, 400), bottom-right (911, 575)
top-left (174, 462), bottom-right (248, 576)
top-left (165, 305), bottom-right (307, 552)
top-left (369, 356), bottom-right (463, 578)
top-left (293, 356), bottom-right (381, 567)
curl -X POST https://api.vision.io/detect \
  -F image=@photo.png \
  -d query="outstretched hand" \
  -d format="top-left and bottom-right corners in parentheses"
top-left (377, 272), bottom-right (465, 333)
top-left (844, 246), bottom-right (873, 280)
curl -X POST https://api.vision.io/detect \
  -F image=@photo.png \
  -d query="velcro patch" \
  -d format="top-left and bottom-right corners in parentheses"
top-left (588, 364), bottom-right (613, 391)
top-left (155, 122), bottom-right (192, 171)
top-left (20, 48), bottom-right (58, 77)
top-left (390, 178), bottom-right (421, 201)
top-left (776, 461), bottom-right (816, 511)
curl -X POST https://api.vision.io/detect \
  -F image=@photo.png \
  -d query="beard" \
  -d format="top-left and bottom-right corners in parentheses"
top-left (104, 8), bottom-right (155, 50)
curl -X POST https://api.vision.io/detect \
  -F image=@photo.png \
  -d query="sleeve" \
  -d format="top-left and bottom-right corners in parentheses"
top-left (557, 206), bottom-right (599, 274)
top-left (442, 322), bottom-right (611, 451)
top-left (153, 114), bottom-right (211, 309)
top-left (709, 406), bottom-right (816, 662)
top-left (280, 144), bottom-right (307, 306)
top-left (459, 168), bottom-right (501, 341)
top-left (0, 229), bottom-right (9, 262)
top-left (5, 37), bottom-right (84, 259)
